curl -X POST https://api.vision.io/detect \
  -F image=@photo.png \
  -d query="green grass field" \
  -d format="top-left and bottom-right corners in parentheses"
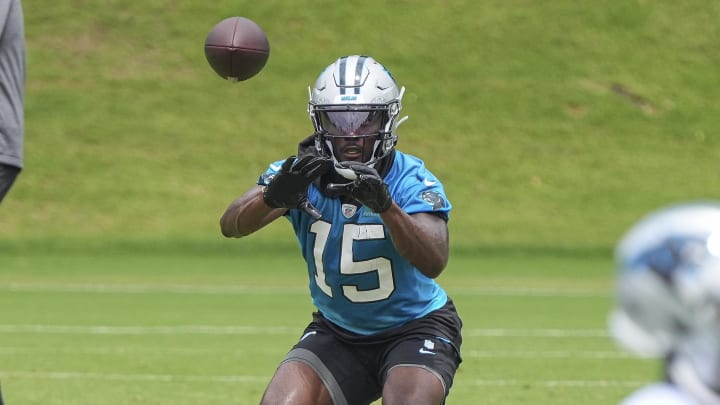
top-left (1, 244), bottom-right (658, 404)
top-left (2, 0), bottom-right (719, 403)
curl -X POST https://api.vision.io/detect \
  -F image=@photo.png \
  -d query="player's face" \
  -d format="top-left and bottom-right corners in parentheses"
top-left (331, 135), bottom-right (376, 162)
top-left (319, 110), bottom-right (384, 163)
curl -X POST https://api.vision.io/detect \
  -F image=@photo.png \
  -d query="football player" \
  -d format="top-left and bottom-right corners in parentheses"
top-left (609, 202), bottom-right (720, 405)
top-left (0, 0), bottom-right (24, 204)
top-left (220, 55), bottom-right (462, 405)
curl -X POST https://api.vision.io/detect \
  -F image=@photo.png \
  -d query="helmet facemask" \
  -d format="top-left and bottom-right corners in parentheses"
top-left (310, 101), bottom-right (402, 166)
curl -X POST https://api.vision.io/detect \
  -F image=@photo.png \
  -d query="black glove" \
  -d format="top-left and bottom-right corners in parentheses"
top-left (263, 155), bottom-right (332, 219)
top-left (326, 162), bottom-right (392, 213)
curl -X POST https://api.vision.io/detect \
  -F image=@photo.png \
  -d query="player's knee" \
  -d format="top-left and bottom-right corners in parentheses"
top-left (383, 366), bottom-right (445, 405)
top-left (260, 361), bottom-right (332, 405)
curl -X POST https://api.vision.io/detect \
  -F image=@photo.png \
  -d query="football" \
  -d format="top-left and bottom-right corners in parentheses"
top-left (204, 17), bottom-right (270, 81)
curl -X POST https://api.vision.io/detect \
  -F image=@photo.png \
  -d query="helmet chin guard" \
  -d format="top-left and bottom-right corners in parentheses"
top-left (307, 55), bottom-right (408, 166)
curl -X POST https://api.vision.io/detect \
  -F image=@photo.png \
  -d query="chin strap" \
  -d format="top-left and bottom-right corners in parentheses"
top-left (297, 133), bottom-right (321, 159)
top-left (298, 132), bottom-right (397, 199)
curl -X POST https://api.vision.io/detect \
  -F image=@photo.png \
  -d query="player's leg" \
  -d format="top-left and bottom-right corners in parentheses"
top-left (380, 301), bottom-right (463, 405)
top-left (381, 336), bottom-right (460, 405)
top-left (260, 360), bottom-right (332, 405)
top-left (383, 365), bottom-right (446, 405)
top-left (0, 163), bottom-right (20, 204)
top-left (261, 313), bottom-right (382, 405)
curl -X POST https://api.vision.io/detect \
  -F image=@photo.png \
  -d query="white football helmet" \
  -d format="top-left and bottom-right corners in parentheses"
top-left (307, 55), bottom-right (408, 166)
top-left (609, 202), bottom-right (720, 359)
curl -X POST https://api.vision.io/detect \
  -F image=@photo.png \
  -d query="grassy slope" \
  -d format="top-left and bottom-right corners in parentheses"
top-left (2, 0), bottom-right (720, 252)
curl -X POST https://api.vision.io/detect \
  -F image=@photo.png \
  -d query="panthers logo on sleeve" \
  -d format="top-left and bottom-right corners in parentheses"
top-left (258, 173), bottom-right (276, 186)
top-left (421, 191), bottom-right (446, 210)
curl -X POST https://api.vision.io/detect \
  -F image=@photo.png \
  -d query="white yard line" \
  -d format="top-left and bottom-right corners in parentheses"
top-left (0, 370), bottom-right (267, 383)
top-left (0, 346), bottom-right (282, 355)
top-left (0, 282), bottom-right (305, 295)
top-left (450, 286), bottom-right (609, 297)
top-left (464, 328), bottom-right (609, 337)
top-left (465, 350), bottom-right (633, 359)
top-left (0, 282), bottom-right (608, 297)
top-left (0, 370), bottom-right (644, 388)
top-left (0, 324), bottom-right (608, 337)
top-left (466, 378), bottom-right (645, 388)
top-left (0, 324), bottom-right (297, 335)
top-left (0, 346), bottom-right (631, 359)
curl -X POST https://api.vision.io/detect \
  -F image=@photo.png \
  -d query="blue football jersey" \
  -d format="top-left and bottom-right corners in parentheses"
top-left (259, 151), bottom-right (452, 335)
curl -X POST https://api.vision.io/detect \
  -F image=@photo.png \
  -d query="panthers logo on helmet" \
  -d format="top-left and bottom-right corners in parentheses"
top-left (421, 191), bottom-right (445, 210)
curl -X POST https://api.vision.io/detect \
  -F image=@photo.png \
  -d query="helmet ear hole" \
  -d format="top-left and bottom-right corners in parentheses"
top-left (314, 133), bottom-right (327, 157)
top-left (389, 102), bottom-right (400, 116)
top-left (383, 138), bottom-right (395, 154)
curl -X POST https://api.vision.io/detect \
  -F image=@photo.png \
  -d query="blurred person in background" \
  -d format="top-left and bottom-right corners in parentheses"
top-left (220, 55), bottom-right (462, 405)
top-left (0, 0), bottom-right (24, 398)
top-left (609, 202), bottom-right (720, 405)
top-left (0, 0), bottom-right (24, 205)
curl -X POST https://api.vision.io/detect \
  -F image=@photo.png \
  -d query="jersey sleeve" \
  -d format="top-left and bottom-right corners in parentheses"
top-left (256, 159), bottom-right (286, 186)
top-left (392, 160), bottom-right (452, 220)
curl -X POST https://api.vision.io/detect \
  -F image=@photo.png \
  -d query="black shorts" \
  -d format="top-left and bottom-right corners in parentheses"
top-left (0, 163), bottom-right (20, 204)
top-left (281, 299), bottom-right (463, 405)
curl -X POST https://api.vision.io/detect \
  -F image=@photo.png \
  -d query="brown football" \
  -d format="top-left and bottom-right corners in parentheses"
top-left (204, 17), bottom-right (270, 81)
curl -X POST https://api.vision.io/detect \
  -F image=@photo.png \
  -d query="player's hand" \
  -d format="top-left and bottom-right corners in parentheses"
top-left (326, 162), bottom-right (392, 213)
top-left (263, 155), bottom-right (332, 219)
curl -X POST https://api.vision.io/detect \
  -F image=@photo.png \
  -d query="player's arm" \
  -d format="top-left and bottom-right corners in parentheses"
top-left (220, 185), bottom-right (286, 238)
top-left (381, 206), bottom-right (449, 279)
top-left (220, 155), bottom-right (332, 238)
top-left (327, 162), bottom-right (449, 278)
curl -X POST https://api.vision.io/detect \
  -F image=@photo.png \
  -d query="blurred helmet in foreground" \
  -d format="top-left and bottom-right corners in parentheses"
top-left (609, 202), bottom-right (720, 358)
